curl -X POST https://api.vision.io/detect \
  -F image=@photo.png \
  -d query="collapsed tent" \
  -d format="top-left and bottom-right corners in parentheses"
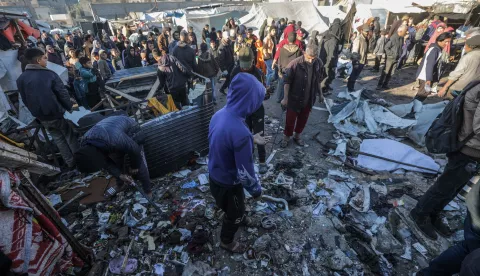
top-left (239, 2), bottom-right (330, 33)
top-left (316, 5), bottom-right (347, 26)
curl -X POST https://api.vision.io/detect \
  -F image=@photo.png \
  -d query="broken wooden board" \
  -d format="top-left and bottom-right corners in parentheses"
top-left (394, 194), bottom-right (451, 256)
top-left (60, 177), bottom-right (118, 205)
top-left (0, 148), bottom-right (60, 176)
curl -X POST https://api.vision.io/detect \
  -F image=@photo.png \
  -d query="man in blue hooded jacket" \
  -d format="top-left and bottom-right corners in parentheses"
top-left (208, 73), bottom-right (265, 253)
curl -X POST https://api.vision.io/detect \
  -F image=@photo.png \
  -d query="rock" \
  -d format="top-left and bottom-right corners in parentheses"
top-left (253, 234), bottom-right (271, 252)
top-left (324, 249), bottom-right (353, 271)
top-left (117, 226), bottom-right (129, 239)
top-left (272, 248), bottom-right (290, 265)
top-left (374, 225), bottom-right (403, 255)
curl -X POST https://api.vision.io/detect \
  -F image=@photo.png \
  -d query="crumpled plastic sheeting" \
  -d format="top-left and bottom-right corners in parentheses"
top-left (357, 139), bottom-right (440, 173)
top-left (326, 90), bottom-right (362, 124)
top-left (333, 119), bottom-right (367, 136)
top-left (331, 138), bottom-right (347, 162)
top-left (369, 105), bottom-right (416, 131)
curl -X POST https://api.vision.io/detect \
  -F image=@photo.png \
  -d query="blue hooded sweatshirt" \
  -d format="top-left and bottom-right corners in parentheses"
top-left (208, 73), bottom-right (265, 197)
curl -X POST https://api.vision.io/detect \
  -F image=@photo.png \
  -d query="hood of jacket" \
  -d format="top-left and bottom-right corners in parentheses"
top-left (198, 52), bottom-right (212, 62)
top-left (226, 73), bottom-right (265, 118)
top-left (329, 19), bottom-right (343, 39)
top-left (283, 44), bottom-right (300, 54)
top-left (177, 41), bottom-right (187, 47)
top-left (25, 64), bottom-right (52, 71)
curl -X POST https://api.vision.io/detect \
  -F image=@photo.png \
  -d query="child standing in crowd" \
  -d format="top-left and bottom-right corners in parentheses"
top-left (372, 30), bottom-right (387, 72)
top-left (140, 50), bottom-right (149, 67)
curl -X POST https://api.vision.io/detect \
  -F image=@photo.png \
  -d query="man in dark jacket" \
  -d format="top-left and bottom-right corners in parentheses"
top-left (208, 73), bottom-right (265, 253)
top-left (280, 43), bottom-right (324, 148)
top-left (276, 32), bottom-right (303, 103)
top-left (172, 30), bottom-right (196, 72)
top-left (73, 30), bottom-right (83, 50)
top-left (17, 48), bottom-right (79, 168)
top-left (377, 25), bottom-right (407, 90)
top-left (74, 116), bottom-right (152, 198)
top-left (348, 25), bottom-right (369, 92)
top-left (372, 29), bottom-right (387, 72)
top-left (154, 49), bottom-right (191, 109)
top-left (231, 47), bottom-right (268, 174)
top-left (218, 32), bottom-right (235, 95)
top-left (411, 80), bottom-right (480, 240)
top-left (319, 30), bottom-right (339, 93)
top-left (46, 45), bottom-right (64, 66)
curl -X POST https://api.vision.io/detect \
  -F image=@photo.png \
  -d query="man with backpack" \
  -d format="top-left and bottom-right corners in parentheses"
top-left (411, 80), bottom-right (480, 240)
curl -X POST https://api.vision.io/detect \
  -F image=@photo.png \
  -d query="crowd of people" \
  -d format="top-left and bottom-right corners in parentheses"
top-left (12, 14), bottom-right (480, 273)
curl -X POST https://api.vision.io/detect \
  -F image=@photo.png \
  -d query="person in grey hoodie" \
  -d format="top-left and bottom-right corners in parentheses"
top-left (377, 25), bottom-right (407, 90)
top-left (371, 29), bottom-right (387, 72)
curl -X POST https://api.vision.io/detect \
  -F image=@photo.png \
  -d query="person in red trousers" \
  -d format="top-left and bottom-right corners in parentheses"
top-left (280, 43), bottom-right (324, 148)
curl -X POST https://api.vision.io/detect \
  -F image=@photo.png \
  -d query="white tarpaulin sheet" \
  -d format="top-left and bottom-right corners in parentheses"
top-left (316, 5), bottom-right (347, 26)
top-left (357, 139), bottom-right (440, 173)
top-left (239, 2), bottom-right (329, 33)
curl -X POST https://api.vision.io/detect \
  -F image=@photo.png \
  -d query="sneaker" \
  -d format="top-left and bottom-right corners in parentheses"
top-left (259, 163), bottom-right (268, 174)
top-left (410, 209), bottom-right (438, 240)
top-left (432, 215), bottom-right (453, 237)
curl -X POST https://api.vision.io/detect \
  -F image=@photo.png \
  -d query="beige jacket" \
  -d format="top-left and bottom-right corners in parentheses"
top-left (352, 34), bottom-right (369, 65)
top-left (448, 49), bottom-right (480, 93)
top-left (459, 82), bottom-right (480, 158)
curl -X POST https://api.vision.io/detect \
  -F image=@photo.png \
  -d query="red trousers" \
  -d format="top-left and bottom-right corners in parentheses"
top-left (284, 106), bottom-right (311, 137)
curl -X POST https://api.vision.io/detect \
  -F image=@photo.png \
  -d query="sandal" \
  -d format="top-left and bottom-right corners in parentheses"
top-left (293, 137), bottom-right (305, 147)
top-left (280, 139), bottom-right (289, 148)
top-left (220, 241), bottom-right (247, 253)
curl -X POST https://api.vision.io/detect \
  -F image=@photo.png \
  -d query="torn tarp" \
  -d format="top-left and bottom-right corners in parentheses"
top-left (357, 139), bottom-right (440, 173)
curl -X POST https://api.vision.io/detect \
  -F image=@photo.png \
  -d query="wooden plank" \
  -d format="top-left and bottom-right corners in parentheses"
top-left (105, 86), bottom-right (142, 103)
top-left (0, 149), bottom-right (60, 175)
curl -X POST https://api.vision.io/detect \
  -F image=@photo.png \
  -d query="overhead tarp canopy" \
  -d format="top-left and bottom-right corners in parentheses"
top-left (316, 5), bottom-right (347, 26)
top-left (239, 2), bottom-right (330, 34)
top-left (185, 5), bottom-right (250, 39)
top-left (141, 10), bottom-right (185, 21)
top-left (354, 3), bottom-right (425, 30)
top-left (413, 0), bottom-right (478, 19)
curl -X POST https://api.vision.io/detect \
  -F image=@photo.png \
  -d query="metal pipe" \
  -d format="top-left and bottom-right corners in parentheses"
top-left (261, 195), bottom-right (289, 211)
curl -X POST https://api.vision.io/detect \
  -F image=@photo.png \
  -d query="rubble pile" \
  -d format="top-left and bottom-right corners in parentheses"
top-left (47, 138), bottom-right (468, 275)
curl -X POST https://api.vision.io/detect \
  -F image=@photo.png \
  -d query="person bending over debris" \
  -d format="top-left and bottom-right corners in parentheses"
top-left (208, 73), bottom-right (266, 253)
top-left (74, 115), bottom-right (152, 198)
top-left (417, 175), bottom-right (480, 275)
top-left (411, 81), bottom-right (480, 240)
top-left (17, 48), bottom-right (79, 169)
top-left (280, 43), bottom-right (324, 148)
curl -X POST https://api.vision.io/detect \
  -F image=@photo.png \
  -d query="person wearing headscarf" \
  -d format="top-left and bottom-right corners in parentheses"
top-left (425, 23), bottom-right (447, 53)
top-left (319, 30), bottom-right (340, 93)
top-left (91, 39), bottom-right (104, 60)
top-left (329, 18), bottom-right (343, 43)
top-left (222, 18), bottom-right (239, 36)
top-left (124, 46), bottom-right (142, 69)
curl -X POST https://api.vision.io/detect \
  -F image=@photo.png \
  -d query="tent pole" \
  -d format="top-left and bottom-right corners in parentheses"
top-left (385, 11), bottom-right (390, 29)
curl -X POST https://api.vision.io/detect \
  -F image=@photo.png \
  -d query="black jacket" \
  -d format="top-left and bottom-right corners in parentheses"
top-left (172, 42), bottom-right (197, 72)
top-left (284, 56), bottom-right (324, 113)
top-left (196, 52), bottom-right (219, 78)
top-left (231, 65), bottom-right (265, 85)
top-left (17, 64), bottom-right (72, 121)
top-left (278, 44), bottom-right (303, 73)
top-left (158, 54), bottom-right (191, 91)
top-left (81, 116), bottom-right (143, 171)
top-left (47, 52), bottom-right (63, 66)
top-left (217, 39), bottom-right (234, 71)
top-left (319, 34), bottom-right (339, 69)
top-left (385, 33), bottom-right (404, 60)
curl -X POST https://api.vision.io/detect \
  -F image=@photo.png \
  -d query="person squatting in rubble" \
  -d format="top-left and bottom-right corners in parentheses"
top-left (17, 48), bottom-right (80, 169)
top-left (411, 80), bottom-right (480, 241)
top-left (74, 115), bottom-right (152, 198)
top-left (208, 73), bottom-right (267, 253)
top-left (231, 47), bottom-right (269, 174)
top-left (280, 43), bottom-right (324, 148)
top-left (417, 168), bottom-right (480, 275)
top-left (154, 49), bottom-right (192, 109)
top-left (413, 32), bottom-right (452, 102)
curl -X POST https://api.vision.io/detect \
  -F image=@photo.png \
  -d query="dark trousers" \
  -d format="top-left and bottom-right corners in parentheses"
top-left (373, 55), bottom-right (383, 70)
top-left (378, 57), bottom-right (397, 88)
top-left (170, 86), bottom-right (188, 109)
top-left (210, 179), bottom-right (245, 244)
top-left (109, 146), bottom-right (152, 193)
top-left (246, 104), bottom-right (266, 163)
top-left (347, 63), bottom-right (364, 91)
top-left (413, 151), bottom-right (479, 218)
top-left (276, 76), bottom-right (285, 102)
top-left (41, 118), bottom-right (79, 168)
top-left (420, 213), bottom-right (480, 276)
top-left (220, 64), bottom-right (234, 91)
top-left (321, 66), bottom-right (335, 91)
top-left (284, 106), bottom-right (311, 137)
top-left (414, 80), bottom-right (429, 102)
top-left (397, 47), bottom-right (409, 69)
top-left (87, 82), bottom-right (102, 108)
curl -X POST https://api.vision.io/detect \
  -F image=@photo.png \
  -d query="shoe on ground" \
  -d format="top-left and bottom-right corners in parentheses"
top-left (381, 85), bottom-right (391, 90)
top-left (259, 163), bottom-right (268, 174)
top-left (410, 209), bottom-right (438, 240)
top-left (432, 215), bottom-right (453, 237)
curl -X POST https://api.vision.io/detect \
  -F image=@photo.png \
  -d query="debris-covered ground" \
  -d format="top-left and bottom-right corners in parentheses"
top-left (48, 56), bottom-right (469, 275)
